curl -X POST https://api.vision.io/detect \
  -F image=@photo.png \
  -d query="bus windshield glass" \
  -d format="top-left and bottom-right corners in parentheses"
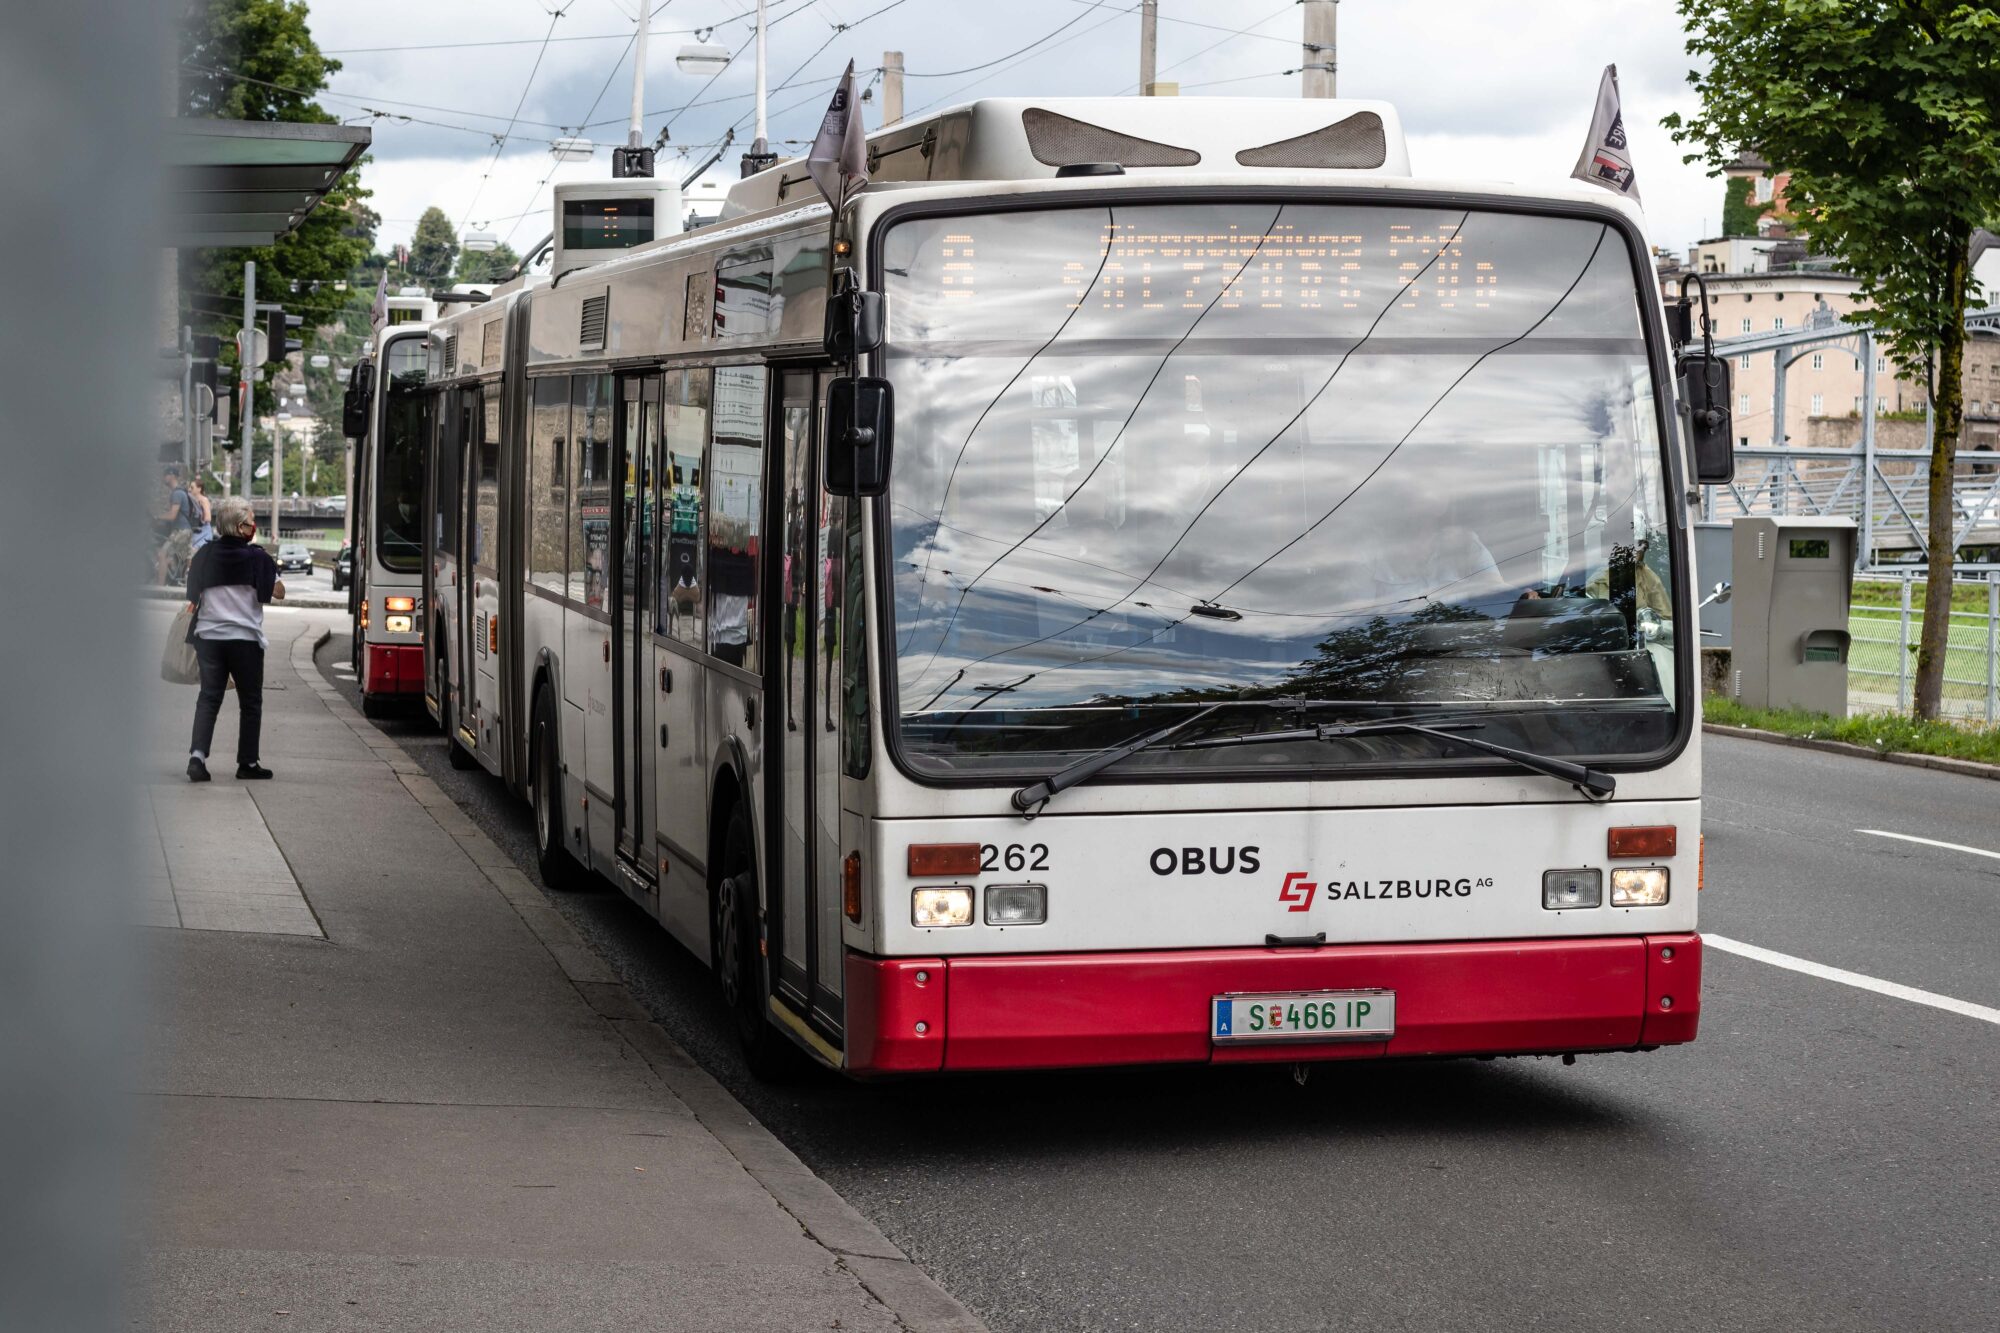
top-left (376, 337), bottom-right (428, 573)
top-left (880, 202), bottom-right (1679, 778)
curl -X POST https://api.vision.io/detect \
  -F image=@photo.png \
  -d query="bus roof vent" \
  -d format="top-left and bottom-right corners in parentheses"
top-left (1021, 107), bottom-right (1199, 168)
top-left (441, 333), bottom-right (459, 374)
top-left (480, 319), bottom-right (502, 368)
top-left (1235, 111), bottom-right (1387, 169)
top-left (579, 293), bottom-right (608, 352)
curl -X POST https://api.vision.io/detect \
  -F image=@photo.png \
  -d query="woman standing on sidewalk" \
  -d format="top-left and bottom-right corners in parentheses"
top-left (184, 494), bottom-right (283, 782)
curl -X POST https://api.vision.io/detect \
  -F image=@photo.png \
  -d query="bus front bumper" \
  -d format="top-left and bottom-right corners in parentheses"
top-left (843, 934), bottom-right (1699, 1075)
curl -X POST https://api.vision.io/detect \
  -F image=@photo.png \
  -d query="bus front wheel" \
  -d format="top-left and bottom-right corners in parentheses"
top-left (531, 687), bottom-right (583, 891)
top-left (714, 803), bottom-right (806, 1081)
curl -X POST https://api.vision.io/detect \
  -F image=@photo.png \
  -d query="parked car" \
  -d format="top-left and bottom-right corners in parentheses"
top-left (331, 543), bottom-right (353, 592)
top-left (277, 543), bottom-right (314, 574)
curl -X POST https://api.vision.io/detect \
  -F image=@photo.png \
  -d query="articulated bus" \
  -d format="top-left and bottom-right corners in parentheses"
top-left (420, 98), bottom-right (1721, 1077)
top-left (347, 291), bottom-right (438, 714)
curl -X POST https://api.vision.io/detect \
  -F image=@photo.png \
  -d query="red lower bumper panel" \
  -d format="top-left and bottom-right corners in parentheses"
top-left (844, 935), bottom-right (1700, 1075)
top-left (363, 644), bottom-right (424, 696)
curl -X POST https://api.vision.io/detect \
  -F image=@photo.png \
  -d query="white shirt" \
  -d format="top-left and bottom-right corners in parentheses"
top-left (195, 584), bottom-right (267, 650)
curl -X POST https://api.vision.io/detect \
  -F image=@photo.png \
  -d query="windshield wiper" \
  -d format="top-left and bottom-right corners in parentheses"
top-left (1010, 703), bottom-right (1227, 815)
top-left (1171, 718), bottom-right (1617, 801)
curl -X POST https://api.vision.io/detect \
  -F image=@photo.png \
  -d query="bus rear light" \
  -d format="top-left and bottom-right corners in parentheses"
top-left (907, 843), bottom-right (981, 877)
top-left (984, 883), bottom-right (1047, 926)
top-left (1542, 869), bottom-right (1602, 910)
top-left (1610, 867), bottom-right (1670, 907)
top-left (1609, 825), bottom-right (1676, 858)
top-left (843, 851), bottom-right (863, 923)
top-left (384, 614), bottom-right (414, 634)
top-left (488, 613), bottom-right (499, 654)
top-left (911, 886), bottom-right (973, 928)
top-left (385, 596), bottom-right (415, 613)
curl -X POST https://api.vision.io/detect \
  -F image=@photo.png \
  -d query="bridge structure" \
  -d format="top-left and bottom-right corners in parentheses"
top-left (1700, 307), bottom-right (2000, 569)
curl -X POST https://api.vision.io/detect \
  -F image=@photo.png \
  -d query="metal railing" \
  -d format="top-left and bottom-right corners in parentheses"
top-left (1697, 315), bottom-right (2000, 567)
top-left (1847, 569), bottom-right (2000, 723)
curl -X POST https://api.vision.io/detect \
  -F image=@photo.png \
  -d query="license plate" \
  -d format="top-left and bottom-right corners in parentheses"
top-left (1211, 990), bottom-right (1395, 1043)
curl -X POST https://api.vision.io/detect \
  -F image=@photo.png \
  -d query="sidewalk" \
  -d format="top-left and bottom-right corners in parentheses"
top-left (139, 606), bottom-right (981, 1332)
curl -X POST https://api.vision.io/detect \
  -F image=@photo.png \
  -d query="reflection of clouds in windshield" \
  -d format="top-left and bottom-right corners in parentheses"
top-left (886, 205), bottom-right (1670, 725)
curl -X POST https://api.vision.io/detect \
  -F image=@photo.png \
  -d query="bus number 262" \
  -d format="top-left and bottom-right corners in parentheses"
top-left (981, 843), bottom-right (1050, 873)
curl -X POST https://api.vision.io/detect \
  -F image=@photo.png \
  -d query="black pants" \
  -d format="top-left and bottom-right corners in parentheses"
top-left (190, 638), bottom-right (264, 765)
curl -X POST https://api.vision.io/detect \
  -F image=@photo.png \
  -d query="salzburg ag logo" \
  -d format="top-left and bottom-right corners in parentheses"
top-left (1278, 871), bottom-right (1317, 912)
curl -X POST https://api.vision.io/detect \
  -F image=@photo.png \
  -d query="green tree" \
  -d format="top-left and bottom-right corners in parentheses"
top-left (1667, 0), bottom-right (2000, 720)
top-left (178, 0), bottom-right (374, 420)
top-left (455, 241), bottom-right (523, 285)
top-left (1720, 176), bottom-right (1773, 237)
top-left (410, 207), bottom-right (460, 288)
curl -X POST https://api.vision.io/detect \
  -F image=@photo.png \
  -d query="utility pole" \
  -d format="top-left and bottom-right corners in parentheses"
top-left (753, 0), bottom-right (769, 157)
top-left (883, 50), bottom-right (904, 126)
top-left (615, 0), bottom-right (656, 176)
top-left (1140, 1), bottom-right (1157, 94)
top-left (1302, 0), bottom-right (1337, 98)
top-left (239, 260), bottom-right (255, 502)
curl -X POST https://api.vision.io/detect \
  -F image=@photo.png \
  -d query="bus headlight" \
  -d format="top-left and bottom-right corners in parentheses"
top-left (1542, 869), bottom-right (1602, 910)
top-left (384, 614), bottom-right (414, 634)
top-left (983, 883), bottom-right (1047, 926)
top-left (911, 886), bottom-right (973, 928)
top-left (1610, 866), bottom-right (1670, 906)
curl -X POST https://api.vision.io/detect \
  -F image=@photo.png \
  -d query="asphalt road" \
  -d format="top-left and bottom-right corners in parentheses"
top-left (317, 634), bottom-right (1998, 1333)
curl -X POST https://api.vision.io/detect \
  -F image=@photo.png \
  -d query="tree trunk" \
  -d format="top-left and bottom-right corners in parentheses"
top-left (1913, 239), bottom-right (1969, 720)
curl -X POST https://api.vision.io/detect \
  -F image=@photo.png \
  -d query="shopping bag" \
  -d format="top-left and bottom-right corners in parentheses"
top-left (160, 605), bottom-right (200, 685)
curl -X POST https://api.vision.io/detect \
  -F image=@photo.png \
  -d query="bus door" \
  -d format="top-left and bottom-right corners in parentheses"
top-left (468, 384), bottom-right (503, 757)
top-left (769, 366), bottom-right (848, 1030)
top-left (612, 372), bottom-right (660, 878)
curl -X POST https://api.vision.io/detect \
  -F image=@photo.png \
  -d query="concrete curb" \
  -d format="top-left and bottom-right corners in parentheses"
top-left (290, 622), bottom-right (986, 1333)
top-left (1702, 721), bottom-right (2000, 782)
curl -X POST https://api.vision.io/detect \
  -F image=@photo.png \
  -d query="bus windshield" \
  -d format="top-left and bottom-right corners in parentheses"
top-left (376, 338), bottom-right (428, 573)
top-left (880, 201), bottom-right (1680, 778)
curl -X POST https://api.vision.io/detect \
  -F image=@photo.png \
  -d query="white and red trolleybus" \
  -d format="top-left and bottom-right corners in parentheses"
top-left (346, 290), bottom-right (437, 714)
top-left (418, 98), bottom-right (1729, 1077)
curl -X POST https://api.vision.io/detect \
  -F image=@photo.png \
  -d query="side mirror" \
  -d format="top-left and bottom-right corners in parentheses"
top-left (825, 376), bottom-right (893, 497)
top-left (341, 362), bottom-right (372, 440)
top-left (1677, 352), bottom-right (1734, 485)
top-left (823, 285), bottom-right (885, 362)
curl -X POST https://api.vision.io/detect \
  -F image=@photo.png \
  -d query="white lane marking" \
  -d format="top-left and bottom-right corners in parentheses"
top-left (1857, 828), bottom-right (2000, 863)
top-left (1705, 934), bottom-right (2000, 1027)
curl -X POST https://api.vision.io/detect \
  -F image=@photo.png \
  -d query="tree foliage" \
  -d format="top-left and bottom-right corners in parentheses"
top-left (410, 208), bottom-right (460, 287)
top-left (1666, 0), bottom-right (2000, 718)
top-left (178, 1), bottom-right (375, 418)
top-left (455, 241), bottom-right (523, 285)
top-left (1719, 176), bottom-right (1773, 237)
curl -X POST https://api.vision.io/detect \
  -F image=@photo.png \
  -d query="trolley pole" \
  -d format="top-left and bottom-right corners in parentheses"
top-left (882, 50), bottom-right (904, 126)
top-left (1140, 1), bottom-right (1157, 94)
top-left (1302, 0), bottom-right (1338, 98)
top-left (628, 0), bottom-right (648, 151)
top-left (753, 0), bottom-right (768, 158)
top-left (240, 260), bottom-right (255, 500)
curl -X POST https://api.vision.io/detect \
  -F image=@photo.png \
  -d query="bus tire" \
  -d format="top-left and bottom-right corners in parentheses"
top-left (531, 686), bottom-right (583, 891)
top-left (714, 802), bottom-right (806, 1081)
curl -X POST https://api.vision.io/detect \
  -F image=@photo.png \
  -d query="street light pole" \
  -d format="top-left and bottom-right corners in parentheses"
top-left (1140, 1), bottom-right (1157, 95)
top-left (239, 260), bottom-right (255, 500)
top-left (883, 50), bottom-right (904, 126)
top-left (1302, 0), bottom-right (1338, 98)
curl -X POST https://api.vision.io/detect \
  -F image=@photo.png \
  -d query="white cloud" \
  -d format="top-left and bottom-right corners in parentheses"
top-left (309, 0), bottom-right (1721, 256)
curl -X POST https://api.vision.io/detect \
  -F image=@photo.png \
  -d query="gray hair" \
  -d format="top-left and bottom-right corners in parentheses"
top-left (213, 494), bottom-right (257, 538)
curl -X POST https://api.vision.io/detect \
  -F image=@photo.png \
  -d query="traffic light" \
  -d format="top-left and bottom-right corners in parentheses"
top-left (264, 307), bottom-right (303, 362)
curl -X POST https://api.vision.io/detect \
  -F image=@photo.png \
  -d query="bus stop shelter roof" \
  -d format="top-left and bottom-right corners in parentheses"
top-left (167, 119), bottom-right (369, 248)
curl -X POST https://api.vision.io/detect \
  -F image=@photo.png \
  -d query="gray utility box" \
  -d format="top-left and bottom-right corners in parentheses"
top-left (1729, 516), bottom-right (1856, 715)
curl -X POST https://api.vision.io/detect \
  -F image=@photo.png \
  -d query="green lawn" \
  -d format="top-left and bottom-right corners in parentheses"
top-left (1703, 696), bottom-right (2000, 765)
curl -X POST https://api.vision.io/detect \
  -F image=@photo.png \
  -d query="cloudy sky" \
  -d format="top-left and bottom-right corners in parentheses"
top-left (306, 0), bottom-right (1724, 259)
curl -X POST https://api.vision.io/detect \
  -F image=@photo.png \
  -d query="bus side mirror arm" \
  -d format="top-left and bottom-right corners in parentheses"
top-left (825, 377), bottom-right (894, 498)
top-left (824, 269), bottom-right (885, 362)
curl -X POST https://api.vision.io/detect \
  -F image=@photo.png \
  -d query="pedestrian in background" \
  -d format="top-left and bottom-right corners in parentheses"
top-left (183, 494), bottom-right (284, 782)
top-left (187, 474), bottom-right (215, 551)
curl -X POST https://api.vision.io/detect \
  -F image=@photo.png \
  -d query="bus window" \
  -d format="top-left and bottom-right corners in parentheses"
top-left (660, 367), bottom-right (711, 646)
top-left (706, 365), bottom-right (766, 668)
top-left (573, 374), bottom-right (612, 608)
top-left (375, 341), bottom-right (428, 572)
top-left (474, 387), bottom-right (500, 573)
top-left (529, 378), bottom-right (568, 594)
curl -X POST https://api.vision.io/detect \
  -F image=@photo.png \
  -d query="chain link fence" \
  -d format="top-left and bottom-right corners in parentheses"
top-left (1848, 569), bottom-right (2000, 723)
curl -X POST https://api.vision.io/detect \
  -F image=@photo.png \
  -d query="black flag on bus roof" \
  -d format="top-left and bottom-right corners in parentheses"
top-left (806, 61), bottom-right (869, 209)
